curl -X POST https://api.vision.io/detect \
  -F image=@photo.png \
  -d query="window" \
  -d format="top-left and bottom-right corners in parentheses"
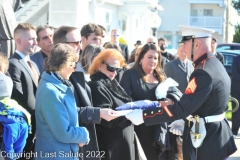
top-left (164, 35), bottom-right (172, 49)
top-left (203, 9), bottom-right (213, 16)
top-left (191, 9), bottom-right (198, 16)
top-left (106, 12), bottom-right (110, 24)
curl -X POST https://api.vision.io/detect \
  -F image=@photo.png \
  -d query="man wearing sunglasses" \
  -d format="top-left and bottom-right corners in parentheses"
top-left (53, 26), bottom-right (118, 160)
top-left (110, 29), bottom-right (129, 62)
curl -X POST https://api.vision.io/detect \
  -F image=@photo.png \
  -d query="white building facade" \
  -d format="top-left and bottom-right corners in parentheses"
top-left (157, 0), bottom-right (235, 50)
top-left (15, 0), bottom-right (236, 52)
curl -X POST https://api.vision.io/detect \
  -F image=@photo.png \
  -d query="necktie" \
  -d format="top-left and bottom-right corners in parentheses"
top-left (27, 61), bottom-right (39, 86)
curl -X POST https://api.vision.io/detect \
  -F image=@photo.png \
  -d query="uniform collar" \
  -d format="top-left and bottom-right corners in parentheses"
top-left (193, 52), bottom-right (214, 68)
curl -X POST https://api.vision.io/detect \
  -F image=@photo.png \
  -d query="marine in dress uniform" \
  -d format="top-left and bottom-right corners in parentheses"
top-left (125, 25), bottom-right (237, 160)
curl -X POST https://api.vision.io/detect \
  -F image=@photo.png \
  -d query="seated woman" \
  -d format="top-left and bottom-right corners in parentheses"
top-left (34, 44), bottom-right (89, 160)
top-left (88, 49), bottom-right (135, 160)
top-left (0, 52), bottom-right (31, 160)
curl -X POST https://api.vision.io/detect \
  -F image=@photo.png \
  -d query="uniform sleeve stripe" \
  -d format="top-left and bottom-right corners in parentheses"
top-left (163, 106), bottom-right (173, 117)
top-left (143, 110), bottom-right (163, 119)
top-left (143, 106), bottom-right (173, 119)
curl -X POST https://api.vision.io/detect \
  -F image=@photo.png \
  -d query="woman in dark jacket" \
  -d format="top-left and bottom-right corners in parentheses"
top-left (120, 43), bottom-right (176, 160)
top-left (88, 49), bottom-right (135, 160)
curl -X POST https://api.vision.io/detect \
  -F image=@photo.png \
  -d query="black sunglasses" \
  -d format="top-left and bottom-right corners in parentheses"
top-left (70, 62), bottom-right (78, 70)
top-left (103, 62), bottom-right (122, 72)
top-left (63, 41), bottom-right (80, 46)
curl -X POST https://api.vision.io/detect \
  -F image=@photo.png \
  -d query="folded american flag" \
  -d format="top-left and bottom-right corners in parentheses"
top-left (115, 100), bottom-right (160, 110)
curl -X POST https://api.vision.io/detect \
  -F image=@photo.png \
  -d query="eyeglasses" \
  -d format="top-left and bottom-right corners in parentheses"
top-left (70, 62), bottom-right (78, 70)
top-left (111, 34), bottom-right (119, 37)
top-left (63, 41), bottom-right (80, 46)
top-left (148, 42), bottom-right (156, 45)
top-left (103, 62), bottom-right (122, 72)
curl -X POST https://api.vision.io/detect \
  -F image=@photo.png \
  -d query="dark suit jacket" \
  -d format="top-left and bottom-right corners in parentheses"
top-left (8, 52), bottom-right (39, 113)
top-left (8, 52), bottom-right (40, 154)
top-left (30, 50), bottom-right (45, 73)
top-left (164, 58), bottom-right (194, 93)
top-left (119, 43), bottom-right (129, 62)
top-left (69, 71), bottom-right (101, 160)
top-left (161, 55), bottom-right (169, 69)
top-left (215, 52), bottom-right (225, 65)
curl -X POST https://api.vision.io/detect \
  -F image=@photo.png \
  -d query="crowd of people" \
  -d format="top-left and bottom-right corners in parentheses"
top-left (0, 21), bottom-right (238, 160)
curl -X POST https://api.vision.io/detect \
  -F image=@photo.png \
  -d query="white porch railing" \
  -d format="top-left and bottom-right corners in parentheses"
top-left (189, 16), bottom-right (222, 28)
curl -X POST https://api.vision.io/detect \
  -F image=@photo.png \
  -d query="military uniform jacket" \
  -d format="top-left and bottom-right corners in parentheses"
top-left (143, 53), bottom-right (237, 160)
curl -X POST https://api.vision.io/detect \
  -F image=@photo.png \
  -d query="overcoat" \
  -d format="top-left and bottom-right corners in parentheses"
top-left (88, 72), bottom-right (135, 160)
top-left (35, 72), bottom-right (89, 160)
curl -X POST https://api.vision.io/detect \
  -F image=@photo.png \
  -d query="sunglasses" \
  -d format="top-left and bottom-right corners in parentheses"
top-left (63, 41), bottom-right (80, 46)
top-left (148, 42), bottom-right (156, 45)
top-left (103, 62), bottom-right (122, 72)
top-left (70, 62), bottom-right (78, 70)
top-left (111, 34), bottom-right (119, 37)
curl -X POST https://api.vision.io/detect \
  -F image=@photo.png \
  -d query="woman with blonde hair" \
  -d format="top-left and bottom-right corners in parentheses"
top-left (88, 49), bottom-right (135, 160)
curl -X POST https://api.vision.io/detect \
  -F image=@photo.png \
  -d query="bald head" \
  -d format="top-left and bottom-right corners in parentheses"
top-left (146, 36), bottom-right (157, 45)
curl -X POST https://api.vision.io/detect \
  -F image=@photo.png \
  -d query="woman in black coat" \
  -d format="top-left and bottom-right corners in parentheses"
top-left (88, 49), bottom-right (135, 160)
top-left (120, 43), bottom-right (176, 160)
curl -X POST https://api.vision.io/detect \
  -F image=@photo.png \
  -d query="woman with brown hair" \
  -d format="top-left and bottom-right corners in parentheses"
top-left (35, 43), bottom-right (89, 160)
top-left (120, 43), bottom-right (176, 160)
top-left (88, 49), bottom-right (135, 160)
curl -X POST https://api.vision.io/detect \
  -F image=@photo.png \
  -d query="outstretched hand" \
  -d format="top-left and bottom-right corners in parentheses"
top-left (100, 108), bottom-right (120, 121)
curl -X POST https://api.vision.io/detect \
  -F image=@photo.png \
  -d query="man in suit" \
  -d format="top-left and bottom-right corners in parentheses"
top-left (53, 26), bottom-right (118, 160)
top-left (231, 55), bottom-right (240, 137)
top-left (110, 29), bottom-right (129, 62)
top-left (8, 23), bottom-right (39, 160)
top-left (81, 23), bottom-right (102, 52)
top-left (211, 37), bottom-right (224, 65)
top-left (30, 25), bottom-right (54, 72)
top-left (164, 43), bottom-right (194, 93)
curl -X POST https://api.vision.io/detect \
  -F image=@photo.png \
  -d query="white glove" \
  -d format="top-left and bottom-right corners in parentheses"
top-left (168, 119), bottom-right (185, 136)
top-left (125, 109), bottom-right (144, 125)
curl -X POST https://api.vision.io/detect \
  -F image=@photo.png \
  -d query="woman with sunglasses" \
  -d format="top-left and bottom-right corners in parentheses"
top-left (35, 43), bottom-right (89, 160)
top-left (120, 43), bottom-right (177, 160)
top-left (88, 49), bottom-right (135, 160)
top-left (104, 42), bottom-right (129, 82)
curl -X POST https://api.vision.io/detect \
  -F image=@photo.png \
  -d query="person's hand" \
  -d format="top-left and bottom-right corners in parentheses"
top-left (159, 98), bottom-right (174, 106)
top-left (100, 108), bottom-right (119, 121)
top-left (79, 143), bottom-right (86, 147)
top-left (125, 109), bottom-right (144, 125)
top-left (168, 119), bottom-right (185, 136)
